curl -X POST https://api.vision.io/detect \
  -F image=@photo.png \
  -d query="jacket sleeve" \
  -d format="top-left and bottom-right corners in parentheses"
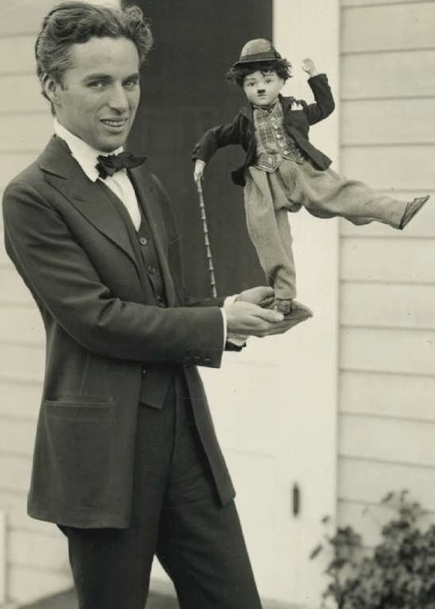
top-left (192, 114), bottom-right (243, 164)
top-left (301, 73), bottom-right (335, 125)
top-left (2, 178), bottom-right (225, 367)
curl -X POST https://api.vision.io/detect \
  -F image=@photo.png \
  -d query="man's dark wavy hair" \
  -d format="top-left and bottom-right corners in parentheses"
top-left (226, 59), bottom-right (292, 87)
top-left (35, 1), bottom-right (153, 99)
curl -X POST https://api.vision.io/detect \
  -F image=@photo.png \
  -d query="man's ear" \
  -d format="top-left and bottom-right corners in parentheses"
top-left (41, 73), bottom-right (62, 105)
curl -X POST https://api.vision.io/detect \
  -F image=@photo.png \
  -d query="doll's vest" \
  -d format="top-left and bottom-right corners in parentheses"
top-left (253, 101), bottom-right (305, 171)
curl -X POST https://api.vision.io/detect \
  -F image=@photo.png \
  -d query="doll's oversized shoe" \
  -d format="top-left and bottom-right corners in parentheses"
top-left (273, 298), bottom-right (294, 315)
top-left (273, 299), bottom-right (313, 320)
top-left (399, 195), bottom-right (430, 229)
top-left (278, 300), bottom-right (313, 329)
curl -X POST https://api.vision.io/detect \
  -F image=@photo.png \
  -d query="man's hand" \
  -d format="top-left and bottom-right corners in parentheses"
top-left (302, 57), bottom-right (319, 77)
top-left (225, 300), bottom-right (312, 338)
top-left (194, 159), bottom-right (206, 184)
top-left (236, 286), bottom-right (275, 309)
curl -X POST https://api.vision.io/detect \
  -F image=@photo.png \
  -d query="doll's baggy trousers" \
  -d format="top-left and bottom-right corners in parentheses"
top-left (243, 159), bottom-right (408, 300)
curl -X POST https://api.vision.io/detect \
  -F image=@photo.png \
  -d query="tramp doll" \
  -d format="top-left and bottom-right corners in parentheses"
top-left (193, 39), bottom-right (430, 314)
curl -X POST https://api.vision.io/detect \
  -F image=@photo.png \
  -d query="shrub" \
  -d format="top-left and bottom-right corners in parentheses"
top-left (311, 491), bottom-right (435, 609)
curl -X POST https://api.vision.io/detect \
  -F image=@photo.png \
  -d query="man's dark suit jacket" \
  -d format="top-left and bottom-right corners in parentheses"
top-left (192, 73), bottom-right (335, 186)
top-left (2, 136), bottom-right (235, 529)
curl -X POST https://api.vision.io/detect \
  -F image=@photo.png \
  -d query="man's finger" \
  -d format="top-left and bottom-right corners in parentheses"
top-left (253, 308), bottom-right (284, 323)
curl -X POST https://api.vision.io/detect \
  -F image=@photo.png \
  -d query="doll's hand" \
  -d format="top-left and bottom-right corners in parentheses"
top-left (194, 159), bottom-right (206, 184)
top-left (302, 58), bottom-right (319, 77)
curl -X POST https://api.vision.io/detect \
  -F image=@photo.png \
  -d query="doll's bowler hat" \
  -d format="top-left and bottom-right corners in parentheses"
top-left (232, 38), bottom-right (282, 67)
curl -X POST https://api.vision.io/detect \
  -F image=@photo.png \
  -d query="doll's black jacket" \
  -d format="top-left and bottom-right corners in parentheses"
top-left (192, 73), bottom-right (335, 186)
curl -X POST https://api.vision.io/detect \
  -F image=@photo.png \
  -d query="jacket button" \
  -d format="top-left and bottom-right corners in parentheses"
top-left (147, 265), bottom-right (157, 275)
top-left (139, 237), bottom-right (148, 246)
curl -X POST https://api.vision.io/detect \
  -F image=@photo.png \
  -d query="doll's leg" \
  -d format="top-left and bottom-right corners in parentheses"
top-left (273, 208), bottom-right (297, 313)
top-left (244, 168), bottom-right (296, 304)
top-left (291, 162), bottom-right (414, 228)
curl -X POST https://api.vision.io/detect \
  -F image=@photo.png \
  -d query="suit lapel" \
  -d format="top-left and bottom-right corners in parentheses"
top-left (38, 137), bottom-right (139, 273)
top-left (38, 136), bottom-right (178, 306)
top-left (129, 166), bottom-right (178, 307)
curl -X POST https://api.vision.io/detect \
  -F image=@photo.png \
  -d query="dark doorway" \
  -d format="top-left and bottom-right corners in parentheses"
top-left (127, 0), bottom-right (272, 297)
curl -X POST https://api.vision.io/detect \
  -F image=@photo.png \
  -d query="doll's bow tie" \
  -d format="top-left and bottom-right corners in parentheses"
top-left (96, 152), bottom-right (146, 179)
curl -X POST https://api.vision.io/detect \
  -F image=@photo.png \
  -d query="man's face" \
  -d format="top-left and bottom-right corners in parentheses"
top-left (243, 70), bottom-right (284, 107)
top-left (47, 37), bottom-right (141, 152)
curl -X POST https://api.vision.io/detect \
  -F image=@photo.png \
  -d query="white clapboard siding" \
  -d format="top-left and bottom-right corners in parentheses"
top-left (0, 490), bottom-right (48, 533)
top-left (0, 35), bottom-right (35, 75)
top-left (338, 0), bottom-right (435, 546)
top-left (342, 2), bottom-right (435, 53)
top-left (341, 327), bottom-right (435, 376)
top-left (0, 152), bottom-right (40, 189)
top-left (341, 99), bottom-right (435, 145)
top-left (0, 379), bottom-right (41, 421)
top-left (0, 418), bottom-right (37, 459)
top-left (340, 145), bottom-right (435, 190)
top-left (0, 343), bottom-right (45, 383)
top-left (341, 237), bottom-right (435, 284)
top-left (340, 413), bottom-right (435, 467)
top-left (341, 282), bottom-right (435, 329)
top-left (10, 529), bottom-right (69, 571)
top-left (341, 369), bottom-right (435, 421)
top-left (0, 75), bottom-right (46, 114)
top-left (343, 0), bottom-right (426, 6)
top-left (0, 0), bottom-right (62, 36)
top-left (342, 50), bottom-right (435, 100)
top-left (339, 457), bottom-right (435, 512)
top-left (0, 268), bottom-right (34, 306)
top-left (9, 566), bottom-right (72, 606)
top-left (0, 307), bottom-right (44, 346)
top-left (0, 456), bottom-right (32, 494)
top-left (0, 114), bottom-right (52, 153)
top-left (0, 237), bottom-right (9, 266)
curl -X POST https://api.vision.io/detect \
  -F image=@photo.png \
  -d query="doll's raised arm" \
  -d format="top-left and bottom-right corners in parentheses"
top-left (301, 57), bottom-right (319, 77)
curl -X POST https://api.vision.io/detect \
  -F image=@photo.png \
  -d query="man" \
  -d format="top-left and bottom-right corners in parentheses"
top-left (2, 3), bottom-right (311, 608)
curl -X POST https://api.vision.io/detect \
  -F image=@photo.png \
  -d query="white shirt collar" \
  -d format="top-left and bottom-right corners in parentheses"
top-left (54, 119), bottom-right (123, 182)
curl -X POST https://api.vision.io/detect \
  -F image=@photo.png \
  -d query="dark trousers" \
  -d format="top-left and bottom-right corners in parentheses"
top-left (61, 376), bottom-right (262, 609)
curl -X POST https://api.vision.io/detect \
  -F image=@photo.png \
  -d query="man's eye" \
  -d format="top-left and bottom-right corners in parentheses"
top-left (88, 81), bottom-right (105, 89)
top-left (125, 79), bottom-right (139, 89)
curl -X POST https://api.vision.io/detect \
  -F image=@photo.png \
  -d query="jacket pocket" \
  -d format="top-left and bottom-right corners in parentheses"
top-left (41, 398), bottom-right (116, 508)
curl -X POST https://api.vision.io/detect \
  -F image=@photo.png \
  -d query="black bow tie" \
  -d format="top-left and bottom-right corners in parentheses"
top-left (96, 152), bottom-right (146, 179)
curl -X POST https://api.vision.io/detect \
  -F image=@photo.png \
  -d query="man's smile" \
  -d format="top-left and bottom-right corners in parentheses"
top-left (100, 118), bottom-right (129, 127)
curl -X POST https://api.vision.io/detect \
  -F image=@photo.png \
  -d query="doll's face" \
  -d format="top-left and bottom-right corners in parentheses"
top-left (243, 70), bottom-right (284, 106)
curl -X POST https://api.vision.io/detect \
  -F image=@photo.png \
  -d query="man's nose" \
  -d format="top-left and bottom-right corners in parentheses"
top-left (108, 84), bottom-right (129, 111)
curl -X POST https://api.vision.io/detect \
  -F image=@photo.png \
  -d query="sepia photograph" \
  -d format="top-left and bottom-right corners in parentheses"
top-left (0, 0), bottom-right (434, 608)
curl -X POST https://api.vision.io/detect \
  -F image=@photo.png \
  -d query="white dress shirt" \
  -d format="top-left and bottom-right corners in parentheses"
top-left (55, 120), bottom-right (142, 230)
